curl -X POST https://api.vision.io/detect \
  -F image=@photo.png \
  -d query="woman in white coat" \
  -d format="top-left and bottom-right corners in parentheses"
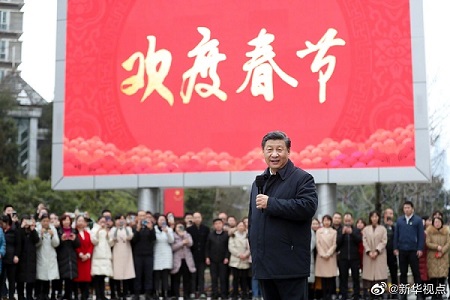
top-left (36, 214), bottom-right (60, 300)
top-left (91, 216), bottom-right (114, 300)
top-left (110, 215), bottom-right (135, 300)
top-left (153, 214), bottom-right (174, 299)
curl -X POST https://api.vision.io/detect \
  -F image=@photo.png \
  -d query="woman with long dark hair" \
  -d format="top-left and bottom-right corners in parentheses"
top-left (361, 211), bottom-right (387, 299)
top-left (73, 215), bottom-right (93, 300)
top-left (110, 215), bottom-right (135, 300)
top-left (56, 214), bottom-right (80, 300)
top-left (91, 216), bottom-right (113, 300)
top-left (153, 214), bottom-right (174, 300)
top-left (315, 215), bottom-right (337, 300)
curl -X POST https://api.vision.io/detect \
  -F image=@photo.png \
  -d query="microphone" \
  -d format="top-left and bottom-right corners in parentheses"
top-left (255, 175), bottom-right (266, 194)
top-left (255, 175), bottom-right (266, 212)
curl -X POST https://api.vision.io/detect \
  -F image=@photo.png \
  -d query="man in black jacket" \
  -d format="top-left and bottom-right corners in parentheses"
top-left (336, 212), bottom-right (362, 300)
top-left (383, 208), bottom-right (398, 289)
top-left (186, 212), bottom-right (210, 299)
top-left (131, 210), bottom-right (156, 300)
top-left (205, 218), bottom-right (229, 300)
top-left (332, 212), bottom-right (343, 298)
top-left (248, 131), bottom-right (318, 300)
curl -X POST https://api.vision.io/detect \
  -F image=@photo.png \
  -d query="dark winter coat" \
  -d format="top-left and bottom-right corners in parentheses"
top-left (336, 225), bottom-right (362, 261)
top-left (205, 230), bottom-right (229, 263)
top-left (131, 226), bottom-right (156, 256)
top-left (56, 227), bottom-right (81, 280)
top-left (3, 226), bottom-right (21, 265)
top-left (16, 228), bottom-right (40, 283)
top-left (248, 159), bottom-right (318, 279)
top-left (187, 224), bottom-right (210, 263)
top-left (384, 224), bottom-right (395, 253)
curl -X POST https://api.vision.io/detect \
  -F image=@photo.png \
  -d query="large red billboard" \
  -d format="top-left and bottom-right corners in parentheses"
top-left (55, 0), bottom-right (426, 185)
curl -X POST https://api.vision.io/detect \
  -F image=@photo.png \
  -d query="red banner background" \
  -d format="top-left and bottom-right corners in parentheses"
top-left (63, 1), bottom-right (415, 176)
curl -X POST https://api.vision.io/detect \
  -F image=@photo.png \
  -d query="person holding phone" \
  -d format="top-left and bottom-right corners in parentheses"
top-left (35, 214), bottom-right (60, 300)
top-left (183, 213), bottom-right (194, 229)
top-left (3, 205), bottom-right (19, 229)
top-left (336, 213), bottom-right (362, 300)
top-left (16, 215), bottom-right (40, 300)
top-left (153, 214), bottom-right (174, 300)
top-left (56, 214), bottom-right (81, 300)
top-left (171, 222), bottom-right (195, 299)
top-left (110, 215), bottom-right (134, 300)
top-left (91, 216), bottom-right (113, 300)
top-left (167, 213), bottom-right (176, 230)
top-left (73, 215), bottom-right (93, 300)
top-left (131, 211), bottom-right (156, 300)
top-left (1, 215), bottom-right (19, 300)
top-left (49, 213), bottom-right (63, 300)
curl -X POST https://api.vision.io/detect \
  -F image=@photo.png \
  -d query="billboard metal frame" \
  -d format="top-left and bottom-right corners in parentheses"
top-left (52, 0), bottom-right (430, 190)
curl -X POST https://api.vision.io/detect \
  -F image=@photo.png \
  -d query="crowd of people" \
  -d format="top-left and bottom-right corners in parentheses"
top-left (2, 200), bottom-right (450, 300)
top-left (0, 204), bottom-right (256, 300)
top-left (309, 201), bottom-right (450, 300)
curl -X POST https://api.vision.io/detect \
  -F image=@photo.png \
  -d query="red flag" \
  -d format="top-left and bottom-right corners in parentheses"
top-left (164, 188), bottom-right (184, 217)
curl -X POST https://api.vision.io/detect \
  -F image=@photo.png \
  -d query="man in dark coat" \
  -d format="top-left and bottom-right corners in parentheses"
top-left (131, 210), bottom-right (156, 300)
top-left (383, 208), bottom-right (398, 288)
top-left (205, 218), bottom-right (230, 300)
top-left (248, 131), bottom-right (318, 300)
top-left (393, 201), bottom-right (424, 300)
top-left (186, 212), bottom-right (210, 299)
top-left (336, 212), bottom-right (362, 300)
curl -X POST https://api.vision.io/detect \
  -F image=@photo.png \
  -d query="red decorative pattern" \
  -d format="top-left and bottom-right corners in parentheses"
top-left (64, 124), bottom-right (414, 175)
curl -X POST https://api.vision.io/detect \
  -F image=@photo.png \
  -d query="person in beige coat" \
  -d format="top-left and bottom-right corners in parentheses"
top-left (426, 217), bottom-right (450, 299)
top-left (110, 215), bottom-right (135, 300)
top-left (361, 211), bottom-right (387, 298)
top-left (228, 221), bottom-right (250, 300)
top-left (315, 215), bottom-right (337, 300)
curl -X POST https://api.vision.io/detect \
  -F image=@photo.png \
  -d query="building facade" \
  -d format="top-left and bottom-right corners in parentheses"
top-left (0, 0), bottom-right (23, 81)
top-left (0, 0), bottom-right (48, 178)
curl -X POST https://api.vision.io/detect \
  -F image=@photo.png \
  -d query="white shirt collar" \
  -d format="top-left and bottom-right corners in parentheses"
top-left (405, 214), bottom-right (414, 223)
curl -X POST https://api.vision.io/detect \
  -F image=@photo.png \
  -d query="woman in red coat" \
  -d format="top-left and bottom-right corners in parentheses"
top-left (74, 215), bottom-right (93, 300)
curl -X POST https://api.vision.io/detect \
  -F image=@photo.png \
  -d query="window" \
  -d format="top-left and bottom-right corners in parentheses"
top-left (0, 11), bottom-right (7, 30)
top-left (0, 40), bottom-right (6, 60)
